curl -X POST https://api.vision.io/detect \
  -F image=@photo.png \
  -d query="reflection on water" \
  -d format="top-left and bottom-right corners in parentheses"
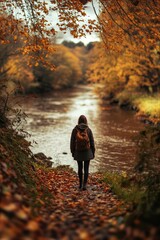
top-left (21, 86), bottom-right (143, 173)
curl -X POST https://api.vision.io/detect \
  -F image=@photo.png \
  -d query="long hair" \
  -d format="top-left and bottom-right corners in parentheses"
top-left (78, 115), bottom-right (87, 125)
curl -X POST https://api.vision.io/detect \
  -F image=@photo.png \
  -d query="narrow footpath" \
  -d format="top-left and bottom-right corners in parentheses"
top-left (37, 167), bottom-right (129, 240)
top-left (1, 164), bottom-right (159, 240)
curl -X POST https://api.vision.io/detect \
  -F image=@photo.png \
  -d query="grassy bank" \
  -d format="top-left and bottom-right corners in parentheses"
top-left (117, 91), bottom-right (160, 124)
top-left (133, 95), bottom-right (160, 120)
top-left (103, 171), bottom-right (145, 206)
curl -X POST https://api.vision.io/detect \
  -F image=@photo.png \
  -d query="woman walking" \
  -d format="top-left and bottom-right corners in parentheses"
top-left (70, 115), bottom-right (95, 190)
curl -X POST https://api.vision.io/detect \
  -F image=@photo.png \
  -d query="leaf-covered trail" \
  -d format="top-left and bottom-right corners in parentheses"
top-left (1, 164), bottom-right (158, 240)
top-left (36, 167), bottom-right (129, 240)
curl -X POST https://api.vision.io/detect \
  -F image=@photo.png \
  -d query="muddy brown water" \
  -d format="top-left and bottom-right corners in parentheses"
top-left (20, 86), bottom-right (143, 173)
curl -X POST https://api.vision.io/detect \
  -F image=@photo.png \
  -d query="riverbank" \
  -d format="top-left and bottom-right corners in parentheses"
top-left (108, 90), bottom-right (160, 125)
top-left (1, 127), bottom-right (160, 239)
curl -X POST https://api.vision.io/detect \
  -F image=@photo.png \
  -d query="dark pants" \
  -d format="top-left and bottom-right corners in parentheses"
top-left (77, 160), bottom-right (90, 187)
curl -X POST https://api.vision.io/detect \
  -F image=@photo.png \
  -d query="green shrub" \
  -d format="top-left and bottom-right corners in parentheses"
top-left (134, 125), bottom-right (160, 221)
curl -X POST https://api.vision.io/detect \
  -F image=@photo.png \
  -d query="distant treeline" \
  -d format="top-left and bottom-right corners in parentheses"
top-left (3, 40), bottom-right (94, 94)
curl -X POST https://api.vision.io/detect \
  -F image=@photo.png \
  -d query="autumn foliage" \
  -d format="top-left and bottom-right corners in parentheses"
top-left (1, 1), bottom-right (160, 239)
top-left (86, 0), bottom-right (160, 101)
top-left (4, 44), bottom-right (84, 93)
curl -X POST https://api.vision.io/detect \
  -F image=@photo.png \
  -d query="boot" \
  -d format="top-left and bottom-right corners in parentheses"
top-left (83, 173), bottom-right (88, 190)
top-left (79, 175), bottom-right (83, 190)
top-left (79, 181), bottom-right (82, 189)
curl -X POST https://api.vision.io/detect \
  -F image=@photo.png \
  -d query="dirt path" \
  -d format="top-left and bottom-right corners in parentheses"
top-left (36, 167), bottom-right (129, 240)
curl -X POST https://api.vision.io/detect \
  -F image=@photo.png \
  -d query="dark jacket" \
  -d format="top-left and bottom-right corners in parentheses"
top-left (70, 123), bottom-right (95, 161)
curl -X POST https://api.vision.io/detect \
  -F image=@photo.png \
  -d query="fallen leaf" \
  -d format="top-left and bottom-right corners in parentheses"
top-left (26, 220), bottom-right (39, 231)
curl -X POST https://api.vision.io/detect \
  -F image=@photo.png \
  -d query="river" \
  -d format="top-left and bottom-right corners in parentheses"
top-left (20, 85), bottom-right (143, 173)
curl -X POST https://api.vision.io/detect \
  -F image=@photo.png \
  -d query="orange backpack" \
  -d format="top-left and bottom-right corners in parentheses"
top-left (75, 128), bottom-right (90, 151)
